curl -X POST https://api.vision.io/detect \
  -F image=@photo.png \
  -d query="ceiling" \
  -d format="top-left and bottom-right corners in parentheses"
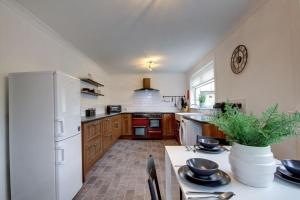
top-left (14, 0), bottom-right (264, 73)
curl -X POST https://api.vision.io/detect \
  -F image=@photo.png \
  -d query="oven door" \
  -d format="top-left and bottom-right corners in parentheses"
top-left (149, 118), bottom-right (161, 128)
top-left (133, 126), bottom-right (147, 138)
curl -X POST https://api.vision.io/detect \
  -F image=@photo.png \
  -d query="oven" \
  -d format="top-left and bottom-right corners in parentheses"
top-left (149, 118), bottom-right (161, 128)
top-left (133, 126), bottom-right (147, 138)
top-left (132, 113), bottom-right (148, 139)
top-left (132, 113), bottom-right (162, 139)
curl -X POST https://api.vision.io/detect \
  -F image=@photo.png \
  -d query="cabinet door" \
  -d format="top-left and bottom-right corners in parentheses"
top-left (163, 114), bottom-right (175, 136)
top-left (83, 121), bottom-right (99, 142)
top-left (111, 115), bottom-right (121, 142)
top-left (82, 121), bottom-right (95, 178)
top-left (102, 118), bottom-right (112, 152)
top-left (116, 116), bottom-right (122, 138)
top-left (202, 124), bottom-right (226, 139)
top-left (121, 114), bottom-right (132, 135)
top-left (94, 135), bottom-right (102, 160)
top-left (84, 138), bottom-right (96, 176)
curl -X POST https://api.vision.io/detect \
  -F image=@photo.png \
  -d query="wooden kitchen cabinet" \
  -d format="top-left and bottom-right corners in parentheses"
top-left (121, 114), bottom-right (132, 135)
top-left (82, 120), bottom-right (102, 180)
top-left (162, 114), bottom-right (175, 137)
top-left (111, 115), bottom-right (122, 141)
top-left (202, 123), bottom-right (226, 139)
top-left (102, 117), bottom-right (112, 152)
top-left (82, 114), bottom-right (122, 181)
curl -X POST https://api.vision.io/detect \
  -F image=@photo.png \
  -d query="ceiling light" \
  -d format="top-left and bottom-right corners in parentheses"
top-left (148, 61), bottom-right (153, 72)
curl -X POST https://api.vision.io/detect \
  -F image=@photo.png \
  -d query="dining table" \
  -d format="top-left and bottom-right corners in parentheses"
top-left (165, 146), bottom-right (300, 200)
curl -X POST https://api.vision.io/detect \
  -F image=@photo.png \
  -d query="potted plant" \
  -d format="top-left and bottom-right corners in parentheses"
top-left (199, 95), bottom-right (206, 108)
top-left (212, 104), bottom-right (300, 188)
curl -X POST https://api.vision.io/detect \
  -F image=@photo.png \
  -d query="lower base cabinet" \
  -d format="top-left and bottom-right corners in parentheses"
top-left (162, 114), bottom-right (175, 138)
top-left (202, 123), bottom-right (226, 139)
top-left (82, 115), bottom-right (121, 181)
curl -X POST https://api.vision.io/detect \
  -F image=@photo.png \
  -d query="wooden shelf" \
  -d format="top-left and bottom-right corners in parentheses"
top-left (81, 91), bottom-right (104, 96)
top-left (80, 78), bottom-right (104, 87)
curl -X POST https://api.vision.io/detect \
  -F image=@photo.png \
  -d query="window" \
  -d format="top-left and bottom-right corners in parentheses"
top-left (190, 61), bottom-right (215, 109)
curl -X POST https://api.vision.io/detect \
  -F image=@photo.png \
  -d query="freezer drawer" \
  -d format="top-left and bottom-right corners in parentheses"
top-left (55, 134), bottom-right (82, 200)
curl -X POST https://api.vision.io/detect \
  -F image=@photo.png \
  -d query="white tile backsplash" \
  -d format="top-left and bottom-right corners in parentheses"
top-left (122, 91), bottom-right (180, 112)
top-left (80, 103), bottom-right (106, 116)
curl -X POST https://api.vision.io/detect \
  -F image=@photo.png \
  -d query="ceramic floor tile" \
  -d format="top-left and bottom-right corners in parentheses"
top-left (74, 139), bottom-right (179, 200)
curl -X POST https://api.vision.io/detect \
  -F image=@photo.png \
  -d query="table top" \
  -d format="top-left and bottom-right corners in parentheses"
top-left (165, 146), bottom-right (300, 200)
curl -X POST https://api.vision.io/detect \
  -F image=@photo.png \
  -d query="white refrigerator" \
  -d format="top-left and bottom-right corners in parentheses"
top-left (9, 71), bottom-right (82, 200)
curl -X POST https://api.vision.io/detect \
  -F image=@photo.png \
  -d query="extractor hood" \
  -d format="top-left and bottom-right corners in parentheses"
top-left (134, 78), bottom-right (159, 92)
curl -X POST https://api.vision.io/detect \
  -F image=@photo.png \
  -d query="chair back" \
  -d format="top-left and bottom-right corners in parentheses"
top-left (147, 155), bottom-right (162, 200)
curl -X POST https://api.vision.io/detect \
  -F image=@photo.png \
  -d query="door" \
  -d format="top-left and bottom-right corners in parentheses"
top-left (102, 118), bottom-right (112, 152)
top-left (55, 135), bottom-right (82, 200)
top-left (121, 114), bottom-right (132, 135)
top-left (133, 126), bottom-right (147, 138)
top-left (54, 71), bottom-right (81, 141)
top-left (163, 114), bottom-right (175, 136)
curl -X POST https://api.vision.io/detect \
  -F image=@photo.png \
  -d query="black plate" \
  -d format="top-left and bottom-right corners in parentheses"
top-left (277, 167), bottom-right (300, 183)
top-left (195, 145), bottom-right (224, 154)
top-left (281, 160), bottom-right (300, 176)
top-left (178, 165), bottom-right (231, 187)
top-left (275, 168), bottom-right (300, 186)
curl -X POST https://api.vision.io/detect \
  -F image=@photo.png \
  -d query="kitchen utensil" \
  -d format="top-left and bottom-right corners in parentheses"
top-left (186, 191), bottom-right (225, 195)
top-left (186, 158), bottom-right (219, 176)
top-left (185, 146), bottom-right (191, 151)
top-left (187, 192), bottom-right (234, 200)
top-left (221, 146), bottom-right (230, 151)
top-left (281, 160), bottom-right (300, 176)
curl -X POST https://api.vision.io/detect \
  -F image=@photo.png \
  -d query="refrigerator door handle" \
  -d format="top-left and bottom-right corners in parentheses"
top-left (56, 148), bottom-right (65, 165)
top-left (55, 118), bottom-right (65, 136)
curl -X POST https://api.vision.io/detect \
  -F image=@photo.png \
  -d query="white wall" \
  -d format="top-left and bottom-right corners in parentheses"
top-left (0, 1), bottom-right (110, 199)
top-left (108, 73), bottom-right (186, 112)
top-left (187, 0), bottom-right (300, 159)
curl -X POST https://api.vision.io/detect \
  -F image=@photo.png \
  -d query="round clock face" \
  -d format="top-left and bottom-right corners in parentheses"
top-left (231, 45), bottom-right (248, 74)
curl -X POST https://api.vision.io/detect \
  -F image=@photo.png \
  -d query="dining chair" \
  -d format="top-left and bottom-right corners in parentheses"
top-left (147, 154), bottom-right (162, 200)
top-left (147, 155), bottom-right (183, 200)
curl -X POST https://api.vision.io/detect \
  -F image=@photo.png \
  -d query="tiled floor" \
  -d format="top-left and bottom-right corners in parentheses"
top-left (74, 139), bottom-right (180, 200)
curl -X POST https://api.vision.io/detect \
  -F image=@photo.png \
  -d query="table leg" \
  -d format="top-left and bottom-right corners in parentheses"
top-left (165, 150), bottom-right (173, 200)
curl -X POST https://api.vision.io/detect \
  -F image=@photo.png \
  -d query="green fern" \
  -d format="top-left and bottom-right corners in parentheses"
top-left (211, 103), bottom-right (300, 147)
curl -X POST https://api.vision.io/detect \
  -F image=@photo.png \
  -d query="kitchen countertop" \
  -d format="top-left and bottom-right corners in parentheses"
top-left (81, 113), bottom-right (121, 123)
top-left (183, 114), bottom-right (212, 123)
top-left (81, 112), bottom-right (176, 123)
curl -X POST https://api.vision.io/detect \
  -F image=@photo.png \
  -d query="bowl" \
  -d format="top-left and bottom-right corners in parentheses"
top-left (186, 158), bottom-right (219, 176)
top-left (282, 159), bottom-right (300, 176)
top-left (198, 137), bottom-right (219, 149)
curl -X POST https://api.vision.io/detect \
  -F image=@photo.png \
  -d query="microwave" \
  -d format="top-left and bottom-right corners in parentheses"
top-left (106, 105), bottom-right (122, 114)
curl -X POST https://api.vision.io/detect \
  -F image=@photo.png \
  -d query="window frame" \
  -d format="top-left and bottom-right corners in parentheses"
top-left (190, 60), bottom-right (215, 109)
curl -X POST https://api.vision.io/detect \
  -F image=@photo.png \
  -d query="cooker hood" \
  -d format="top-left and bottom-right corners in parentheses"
top-left (134, 78), bottom-right (159, 92)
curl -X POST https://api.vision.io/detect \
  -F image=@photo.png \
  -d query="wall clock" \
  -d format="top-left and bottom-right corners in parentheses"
top-left (231, 45), bottom-right (248, 74)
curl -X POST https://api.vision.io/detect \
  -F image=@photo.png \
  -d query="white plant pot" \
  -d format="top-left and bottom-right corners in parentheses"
top-left (229, 143), bottom-right (276, 188)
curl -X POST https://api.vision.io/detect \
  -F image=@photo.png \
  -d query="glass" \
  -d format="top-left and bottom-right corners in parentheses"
top-left (149, 119), bottom-right (160, 128)
top-left (135, 127), bottom-right (146, 136)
